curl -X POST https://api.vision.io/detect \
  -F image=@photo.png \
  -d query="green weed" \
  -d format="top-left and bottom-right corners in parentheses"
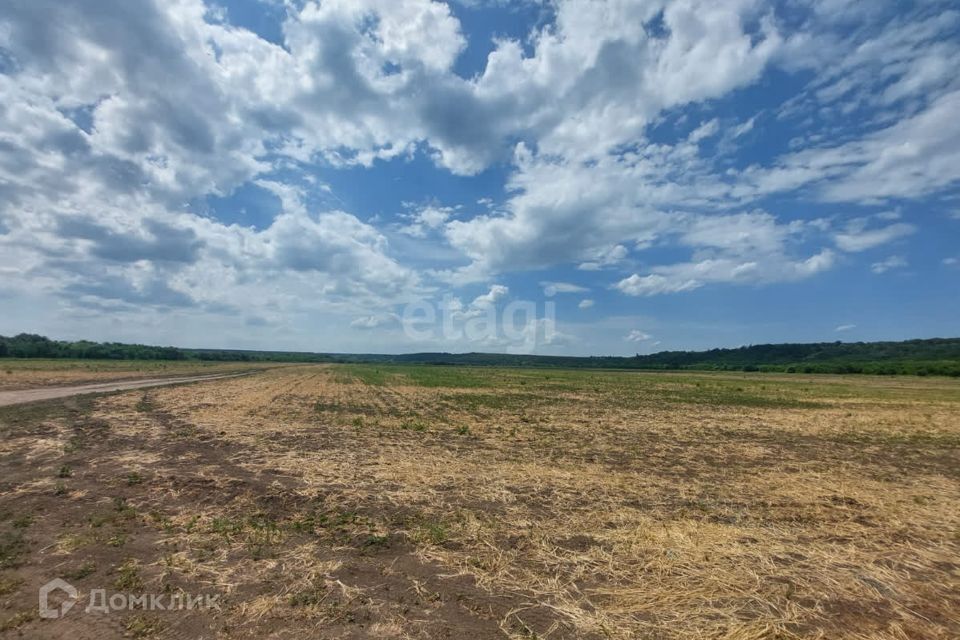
top-left (113, 559), bottom-right (142, 590)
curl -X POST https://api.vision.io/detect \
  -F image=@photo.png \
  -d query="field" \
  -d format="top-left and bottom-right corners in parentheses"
top-left (0, 360), bottom-right (278, 392)
top-left (0, 363), bottom-right (958, 639)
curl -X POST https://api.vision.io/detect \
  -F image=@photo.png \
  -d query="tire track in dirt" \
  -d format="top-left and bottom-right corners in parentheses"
top-left (0, 372), bottom-right (262, 408)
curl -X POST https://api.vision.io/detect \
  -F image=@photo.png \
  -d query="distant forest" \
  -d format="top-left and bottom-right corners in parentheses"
top-left (0, 333), bottom-right (333, 363)
top-left (2, 333), bottom-right (960, 377)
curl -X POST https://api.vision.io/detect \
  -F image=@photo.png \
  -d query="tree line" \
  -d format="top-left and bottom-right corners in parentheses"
top-left (2, 333), bottom-right (959, 376)
top-left (0, 333), bottom-right (332, 363)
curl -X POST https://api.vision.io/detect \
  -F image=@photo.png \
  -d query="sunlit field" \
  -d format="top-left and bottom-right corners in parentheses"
top-left (1, 364), bottom-right (958, 638)
top-left (0, 359), bottom-right (278, 392)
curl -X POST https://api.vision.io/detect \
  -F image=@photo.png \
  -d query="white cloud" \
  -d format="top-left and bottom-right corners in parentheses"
top-left (625, 329), bottom-right (652, 342)
top-left (778, 8), bottom-right (960, 115)
top-left (578, 245), bottom-right (630, 272)
top-left (0, 0), bottom-right (469, 326)
top-left (833, 220), bottom-right (915, 252)
top-left (605, 210), bottom-right (836, 297)
top-left (688, 119), bottom-right (720, 144)
top-left (819, 90), bottom-right (960, 202)
top-left (680, 212), bottom-right (796, 254)
top-left (730, 115), bottom-right (757, 139)
top-left (2, 0), bottom-right (796, 314)
top-left (835, 324), bottom-right (856, 332)
top-left (351, 314), bottom-right (399, 329)
top-left (542, 281), bottom-right (588, 296)
top-left (441, 0), bottom-right (790, 276)
top-left (471, 284), bottom-right (508, 307)
top-left (615, 249), bottom-right (835, 297)
top-left (578, 298), bottom-right (594, 309)
top-left (0, 177), bottom-right (420, 319)
top-left (870, 255), bottom-right (907, 274)
top-left (735, 90), bottom-right (960, 205)
top-left (444, 144), bottom-right (808, 279)
top-left (397, 204), bottom-right (456, 237)
top-left (616, 273), bottom-right (698, 297)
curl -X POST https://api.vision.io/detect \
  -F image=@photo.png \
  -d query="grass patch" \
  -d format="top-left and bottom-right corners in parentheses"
top-left (440, 391), bottom-right (549, 412)
top-left (0, 575), bottom-right (23, 596)
top-left (0, 611), bottom-right (34, 633)
top-left (11, 514), bottom-right (33, 529)
top-left (135, 393), bottom-right (153, 413)
top-left (654, 383), bottom-right (828, 409)
top-left (114, 558), bottom-right (143, 590)
top-left (126, 615), bottom-right (164, 638)
top-left (289, 576), bottom-right (328, 607)
top-left (208, 513), bottom-right (283, 559)
top-left (411, 520), bottom-right (449, 545)
top-left (361, 534), bottom-right (390, 552)
top-left (335, 365), bottom-right (392, 386)
top-left (55, 532), bottom-right (96, 554)
top-left (0, 530), bottom-right (26, 569)
top-left (338, 364), bottom-right (496, 388)
top-left (64, 560), bottom-right (97, 580)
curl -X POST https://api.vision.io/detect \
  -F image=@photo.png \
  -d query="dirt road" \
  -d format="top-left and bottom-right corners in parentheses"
top-left (0, 371), bottom-right (256, 407)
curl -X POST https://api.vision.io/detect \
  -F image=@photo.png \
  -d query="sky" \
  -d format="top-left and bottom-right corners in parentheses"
top-left (0, 0), bottom-right (958, 356)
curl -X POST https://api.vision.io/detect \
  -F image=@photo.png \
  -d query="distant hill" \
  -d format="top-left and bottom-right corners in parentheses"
top-left (340, 338), bottom-right (960, 376)
top-left (2, 333), bottom-right (959, 376)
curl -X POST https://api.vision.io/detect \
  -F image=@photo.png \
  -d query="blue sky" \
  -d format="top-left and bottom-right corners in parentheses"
top-left (0, 0), bottom-right (958, 355)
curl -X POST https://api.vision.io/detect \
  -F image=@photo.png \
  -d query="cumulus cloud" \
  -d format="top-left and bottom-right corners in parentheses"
top-left (625, 330), bottom-right (652, 342)
top-left (440, 0), bottom-right (789, 276)
top-left (472, 284), bottom-right (509, 307)
top-left (578, 299), bottom-right (594, 309)
top-left (3, 0), bottom-right (772, 317)
top-left (0, 0), bottom-right (439, 326)
top-left (55, 218), bottom-right (204, 265)
top-left (424, 1), bottom-right (956, 294)
top-left (0, 185), bottom-right (418, 317)
top-left (397, 205), bottom-right (456, 238)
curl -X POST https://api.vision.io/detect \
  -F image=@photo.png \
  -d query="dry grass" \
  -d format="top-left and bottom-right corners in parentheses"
top-left (0, 358), bottom-right (275, 391)
top-left (1, 364), bottom-right (958, 638)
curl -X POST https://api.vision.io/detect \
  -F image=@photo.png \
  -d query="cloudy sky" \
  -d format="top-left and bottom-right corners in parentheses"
top-left (1, 0), bottom-right (958, 355)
